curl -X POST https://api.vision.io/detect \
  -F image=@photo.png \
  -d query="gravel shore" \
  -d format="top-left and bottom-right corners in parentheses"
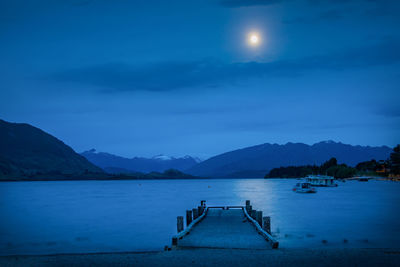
top-left (1, 248), bottom-right (400, 267)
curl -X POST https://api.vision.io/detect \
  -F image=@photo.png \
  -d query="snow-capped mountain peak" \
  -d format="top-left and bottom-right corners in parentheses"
top-left (152, 154), bottom-right (175, 161)
top-left (183, 155), bottom-right (202, 163)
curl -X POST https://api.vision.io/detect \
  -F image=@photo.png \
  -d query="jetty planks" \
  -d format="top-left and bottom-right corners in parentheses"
top-left (175, 208), bottom-right (274, 249)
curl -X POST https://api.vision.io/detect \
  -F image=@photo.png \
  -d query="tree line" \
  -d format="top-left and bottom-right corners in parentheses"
top-left (265, 144), bottom-right (400, 179)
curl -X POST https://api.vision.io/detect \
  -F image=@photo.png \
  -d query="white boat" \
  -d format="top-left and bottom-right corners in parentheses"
top-left (306, 175), bottom-right (338, 187)
top-left (293, 182), bottom-right (317, 193)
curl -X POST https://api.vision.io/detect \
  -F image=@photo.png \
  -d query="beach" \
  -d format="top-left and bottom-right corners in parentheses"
top-left (1, 248), bottom-right (400, 267)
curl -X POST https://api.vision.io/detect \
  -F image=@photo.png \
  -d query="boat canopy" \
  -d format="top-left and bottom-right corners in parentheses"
top-left (306, 175), bottom-right (334, 180)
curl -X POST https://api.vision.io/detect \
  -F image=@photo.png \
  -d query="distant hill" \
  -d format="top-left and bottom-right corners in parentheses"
top-left (186, 141), bottom-right (392, 178)
top-left (81, 149), bottom-right (201, 173)
top-left (0, 119), bottom-right (103, 179)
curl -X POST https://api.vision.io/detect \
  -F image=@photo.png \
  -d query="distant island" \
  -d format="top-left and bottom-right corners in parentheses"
top-left (265, 145), bottom-right (400, 179)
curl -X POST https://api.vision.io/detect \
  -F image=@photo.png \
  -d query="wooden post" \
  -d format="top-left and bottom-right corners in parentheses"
top-left (263, 216), bottom-right (271, 234)
top-left (177, 216), bottom-right (184, 233)
top-left (198, 206), bottom-right (202, 216)
top-left (256, 211), bottom-right (263, 227)
top-left (245, 200), bottom-right (251, 213)
top-left (186, 210), bottom-right (193, 226)
top-left (201, 200), bottom-right (206, 207)
top-left (247, 205), bottom-right (252, 214)
top-left (192, 208), bottom-right (199, 220)
top-left (251, 210), bottom-right (256, 219)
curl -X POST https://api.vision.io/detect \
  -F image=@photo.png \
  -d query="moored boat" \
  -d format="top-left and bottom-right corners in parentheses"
top-left (357, 176), bottom-right (370, 182)
top-left (293, 182), bottom-right (317, 193)
top-left (306, 175), bottom-right (338, 187)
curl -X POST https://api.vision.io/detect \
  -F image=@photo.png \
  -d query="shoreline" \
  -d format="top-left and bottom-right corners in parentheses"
top-left (1, 248), bottom-right (399, 267)
top-left (2, 177), bottom-right (399, 182)
top-left (0, 177), bottom-right (263, 182)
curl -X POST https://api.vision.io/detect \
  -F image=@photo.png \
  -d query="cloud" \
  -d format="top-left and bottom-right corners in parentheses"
top-left (377, 107), bottom-right (400, 118)
top-left (68, 0), bottom-right (94, 7)
top-left (283, 9), bottom-right (344, 24)
top-left (284, 1), bottom-right (400, 24)
top-left (220, 0), bottom-right (399, 9)
top-left (219, 0), bottom-right (286, 8)
top-left (50, 39), bottom-right (400, 92)
top-left (363, 4), bottom-right (400, 18)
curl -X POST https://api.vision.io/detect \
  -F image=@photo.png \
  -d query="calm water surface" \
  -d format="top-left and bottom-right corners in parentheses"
top-left (1, 179), bottom-right (399, 255)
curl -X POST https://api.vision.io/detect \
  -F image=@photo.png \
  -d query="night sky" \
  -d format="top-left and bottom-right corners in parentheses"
top-left (1, 0), bottom-right (399, 158)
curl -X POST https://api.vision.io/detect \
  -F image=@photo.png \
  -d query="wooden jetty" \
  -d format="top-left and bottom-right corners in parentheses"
top-left (170, 200), bottom-right (279, 250)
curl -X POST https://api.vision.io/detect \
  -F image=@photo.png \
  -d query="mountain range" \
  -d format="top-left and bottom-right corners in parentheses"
top-left (81, 149), bottom-right (201, 174)
top-left (186, 141), bottom-right (393, 178)
top-left (0, 119), bottom-right (102, 179)
top-left (0, 118), bottom-right (394, 180)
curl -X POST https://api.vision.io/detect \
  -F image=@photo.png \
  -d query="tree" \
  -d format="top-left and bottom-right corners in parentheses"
top-left (356, 159), bottom-right (378, 173)
top-left (390, 144), bottom-right (400, 175)
top-left (320, 157), bottom-right (338, 174)
top-left (326, 164), bottom-right (356, 178)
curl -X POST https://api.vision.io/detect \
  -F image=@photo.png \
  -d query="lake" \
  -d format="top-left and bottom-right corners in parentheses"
top-left (1, 179), bottom-right (399, 255)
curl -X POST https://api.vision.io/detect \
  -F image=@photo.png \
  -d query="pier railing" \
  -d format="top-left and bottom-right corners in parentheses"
top-left (171, 200), bottom-right (279, 249)
top-left (243, 202), bottom-right (279, 248)
top-left (172, 201), bottom-right (208, 246)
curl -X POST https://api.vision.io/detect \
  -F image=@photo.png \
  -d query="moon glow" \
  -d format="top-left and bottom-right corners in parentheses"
top-left (248, 32), bottom-right (261, 46)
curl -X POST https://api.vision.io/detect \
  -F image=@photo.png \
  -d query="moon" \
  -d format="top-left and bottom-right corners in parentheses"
top-left (248, 32), bottom-right (261, 47)
top-left (250, 35), bottom-right (259, 44)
